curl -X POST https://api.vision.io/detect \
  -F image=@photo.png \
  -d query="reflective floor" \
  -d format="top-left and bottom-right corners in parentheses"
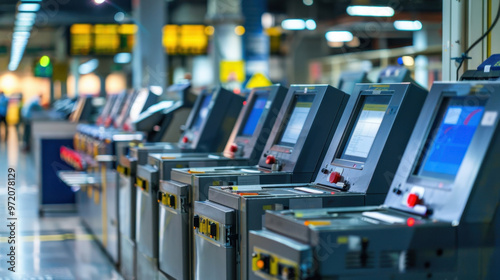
top-left (0, 125), bottom-right (122, 279)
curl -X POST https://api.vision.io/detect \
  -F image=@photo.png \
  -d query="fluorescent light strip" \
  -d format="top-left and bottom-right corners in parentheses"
top-left (346, 5), bottom-right (395, 17)
top-left (325, 31), bottom-right (353, 42)
top-left (394, 20), bottom-right (423, 31)
top-left (281, 19), bottom-right (306, 30)
top-left (18, 3), bottom-right (40, 12)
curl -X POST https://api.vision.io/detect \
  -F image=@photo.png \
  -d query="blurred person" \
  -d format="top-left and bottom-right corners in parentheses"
top-left (0, 91), bottom-right (8, 141)
top-left (21, 94), bottom-right (43, 152)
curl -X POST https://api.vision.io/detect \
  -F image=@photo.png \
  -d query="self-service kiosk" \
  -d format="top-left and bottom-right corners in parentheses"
top-left (191, 82), bottom-right (427, 280)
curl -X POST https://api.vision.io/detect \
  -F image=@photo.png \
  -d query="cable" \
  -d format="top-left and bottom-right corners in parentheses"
top-left (455, 1), bottom-right (500, 80)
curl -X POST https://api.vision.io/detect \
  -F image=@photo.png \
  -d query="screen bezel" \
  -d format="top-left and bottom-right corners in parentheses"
top-left (332, 91), bottom-right (393, 168)
top-left (189, 93), bottom-right (212, 130)
top-left (273, 92), bottom-right (316, 148)
top-left (407, 93), bottom-right (489, 188)
top-left (237, 90), bottom-right (270, 137)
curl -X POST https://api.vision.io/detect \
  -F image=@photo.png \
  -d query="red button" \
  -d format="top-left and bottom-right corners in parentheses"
top-left (407, 193), bottom-right (419, 207)
top-left (230, 144), bottom-right (238, 152)
top-left (329, 172), bottom-right (341, 184)
top-left (182, 136), bottom-right (189, 143)
top-left (266, 155), bottom-right (276, 164)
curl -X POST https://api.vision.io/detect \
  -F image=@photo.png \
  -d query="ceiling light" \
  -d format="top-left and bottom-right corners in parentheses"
top-left (281, 19), bottom-right (306, 30)
top-left (114, 12), bottom-right (125, 22)
top-left (402, 56), bottom-right (415, 66)
top-left (14, 26), bottom-right (32, 32)
top-left (394, 20), bottom-right (423, 31)
top-left (325, 31), bottom-right (353, 42)
top-left (303, 0), bottom-right (313, 6)
top-left (18, 3), bottom-right (40, 12)
top-left (16, 12), bottom-right (37, 21)
top-left (305, 19), bottom-right (316, 30)
top-left (13, 31), bottom-right (31, 38)
top-left (114, 53), bottom-right (132, 64)
top-left (79, 59), bottom-right (99, 75)
top-left (234, 25), bottom-right (245, 36)
top-left (346, 5), bottom-right (395, 17)
top-left (15, 19), bottom-right (35, 26)
top-left (261, 13), bottom-right (274, 29)
top-left (94, 0), bottom-right (106, 4)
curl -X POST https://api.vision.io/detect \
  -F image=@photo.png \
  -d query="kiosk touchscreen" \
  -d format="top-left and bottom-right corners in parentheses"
top-left (133, 82), bottom-right (194, 142)
top-left (96, 94), bottom-right (119, 126)
top-left (191, 82), bottom-right (427, 280)
top-left (249, 82), bottom-right (500, 280)
top-left (338, 71), bottom-right (370, 94)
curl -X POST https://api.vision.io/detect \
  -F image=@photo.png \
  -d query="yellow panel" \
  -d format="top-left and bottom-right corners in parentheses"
top-left (179, 25), bottom-right (208, 55)
top-left (163, 25), bottom-right (179, 54)
top-left (71, 24), bottom-right (93, 34)
top-left (220, 60), bottom-right (245, 83)
top-left (118, 24), bottom-right (137, 35)
top-left (94, 24), bottom-right (118, 34)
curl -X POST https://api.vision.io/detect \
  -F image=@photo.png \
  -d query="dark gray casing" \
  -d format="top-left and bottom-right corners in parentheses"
top-left (252, 82), bottom-right (500, 279)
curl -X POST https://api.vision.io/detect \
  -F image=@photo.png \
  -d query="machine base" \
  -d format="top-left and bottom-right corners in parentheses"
top-left (120, 235), bottom-right (136, 280)
top-left (137, 249), bottom-right (159, 280)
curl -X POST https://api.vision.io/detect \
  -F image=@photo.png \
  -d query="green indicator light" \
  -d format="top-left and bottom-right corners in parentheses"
top-left (40, 56), bottom-right (50, 67)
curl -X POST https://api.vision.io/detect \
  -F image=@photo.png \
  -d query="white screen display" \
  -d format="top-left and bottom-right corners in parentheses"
top-left (340, 95), bottom-right (391, 161)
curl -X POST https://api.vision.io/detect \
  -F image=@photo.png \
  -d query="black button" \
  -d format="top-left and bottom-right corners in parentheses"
top-left (193, 215), bottom-right (199, 229)
top-left (209, 222), bottom-right (217, 237)
top-left (168, 195), bottom-right (176, 208)
top-left (259, 254), bottom-right (270, 273)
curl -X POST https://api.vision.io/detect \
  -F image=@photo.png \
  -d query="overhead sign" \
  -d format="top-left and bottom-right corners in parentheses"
top-left (70, 24), bottom-right (208, 56)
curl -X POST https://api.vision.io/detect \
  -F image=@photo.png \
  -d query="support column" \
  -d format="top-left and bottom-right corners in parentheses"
top-left (206, 0), bottom-right (244, 89)
top-left (443, 0), bottom-right (500, 81)
top-left (54, 26), bottom-right (68, 99)
top-left (132, 0), bottom-right (167, 89)
top-left (70, 58), bottom-right (80, 97)
top-left (442, 0), bottom-right (466, 81)
top-left (242, 0), bottom-right (269, 80)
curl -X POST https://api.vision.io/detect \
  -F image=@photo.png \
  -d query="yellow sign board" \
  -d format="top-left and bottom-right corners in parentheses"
top-left (246, 73), bottom-right (272, 89)
top-left (220, 60), bottom-right (245, 83)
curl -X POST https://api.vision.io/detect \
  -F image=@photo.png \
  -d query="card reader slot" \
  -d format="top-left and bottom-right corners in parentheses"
top-left (361, 211), bottom-right (405, 224)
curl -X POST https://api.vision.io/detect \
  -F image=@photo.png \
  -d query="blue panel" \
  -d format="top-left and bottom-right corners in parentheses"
top-left (416, 97), bottom-right (485, 181)
top-left (41, 138), bottom-right (76, 205)
top-left (241, 95), bottom-right (268, 136)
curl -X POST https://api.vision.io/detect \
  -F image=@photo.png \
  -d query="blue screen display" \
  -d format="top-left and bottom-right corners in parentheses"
top-left (191, 94), bottom-right (213, 131)
top-left (416, 97), bottom-right (485, 181)
top-left (240, 95), bottom-right (268, 136)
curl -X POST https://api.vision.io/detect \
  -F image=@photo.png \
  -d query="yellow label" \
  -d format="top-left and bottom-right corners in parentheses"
top-left (212, 181), bottom-right (221, 186)
top-left (363, 104), bottom-right (388, 112)
top-left (337, 236), bottom-right (348, 244)
top-left (262, 205), bottom-right (273, 211)
top-left (369, 84), bottom-right (390, 89)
